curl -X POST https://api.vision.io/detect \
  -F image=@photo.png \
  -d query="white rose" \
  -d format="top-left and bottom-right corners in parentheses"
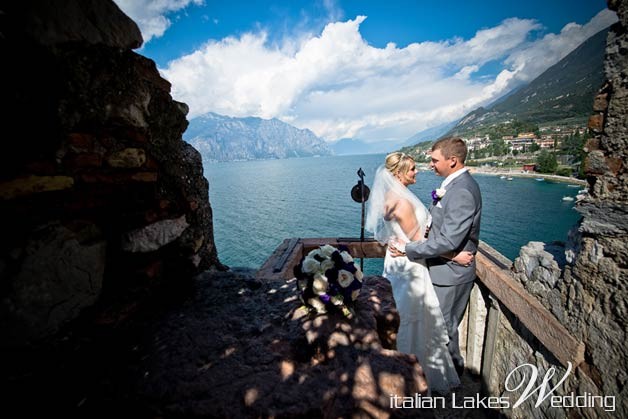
top-left (319, 245), bottom-right (336, 258)
top-left (331, 294), bottom-right (344, 306)
top-left (351, 289), bottom-right (360, 301)
top-left (320, 258), bottom-right (335, 272)
top-left (302, 256), bottom-right (320, 274)
top-left (307, 249), bottom-right (322, 259)
top-left (338, 269), bottom-right (354, 288)
top-left (312, 273), bottom-right (328, 295)
top-left (435, 188), bottom-right (447, 198)
top-left (308, 297), bottom-right (327, 314)
top-left (354, 268), bottom-right (364, 282)
top-left (340, 251), bottom-right (353, 263)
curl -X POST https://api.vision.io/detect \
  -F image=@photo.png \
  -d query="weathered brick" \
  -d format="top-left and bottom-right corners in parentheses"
top-left (0, 175), bottom-right (74, 199)
top-left (64, 153), bottom-right (103, 169)
top-left (606, 157), bottom-right (623, 175)
top-left (67, 133), bottom-right (94, 152)
top-left (80, 172), bottom-right (157, 184)
top-left (583, 137), bottom-right (600, 152)
top-left (588, 114), bottom-right (604, 132)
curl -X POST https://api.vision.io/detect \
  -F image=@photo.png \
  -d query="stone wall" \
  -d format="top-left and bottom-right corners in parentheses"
top-left (480, 1), bottom-right (628, 416)
top-left (0, 0), bottom-right (223, 346)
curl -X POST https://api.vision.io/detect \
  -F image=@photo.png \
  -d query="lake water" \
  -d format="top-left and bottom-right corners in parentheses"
top-left (203, 154), bottom-right (582, 275)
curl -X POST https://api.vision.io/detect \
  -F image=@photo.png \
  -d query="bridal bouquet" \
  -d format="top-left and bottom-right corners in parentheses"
top-left (294, 244), bottom-right (364, 318)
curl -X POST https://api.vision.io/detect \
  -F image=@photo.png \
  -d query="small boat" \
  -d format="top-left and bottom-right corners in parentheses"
top-left (567, 184), bottom-right (580, 188)
top-left (506, 177), bottom-right (513, 181)
top-left (578, 189), bottom-right (588, 194)
top-left (535, 178), bottom-right (545, 181)
top-left (562, 196), bottom-right (574, 201)
top-left (499, 175), bottom-right (506, 179)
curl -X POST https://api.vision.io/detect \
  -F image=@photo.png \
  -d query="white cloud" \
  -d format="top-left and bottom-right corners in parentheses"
top-left (159, 9), bottom-right (616, 142)
top-left (114, 0), bottom-right (204, 44)
top-left (503, 9), bottom-right (617, 85)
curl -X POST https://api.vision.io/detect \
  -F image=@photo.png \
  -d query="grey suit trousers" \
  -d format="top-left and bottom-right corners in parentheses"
top-left (433, 281), bottom-right (474, 369)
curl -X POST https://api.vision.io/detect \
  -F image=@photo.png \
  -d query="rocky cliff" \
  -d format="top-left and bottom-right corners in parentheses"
top-left (0, 0), bottom-right (224, 346)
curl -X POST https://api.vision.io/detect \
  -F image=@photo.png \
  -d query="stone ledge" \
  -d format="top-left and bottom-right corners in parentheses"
top-left (129, 272), bottom-right (430, 418)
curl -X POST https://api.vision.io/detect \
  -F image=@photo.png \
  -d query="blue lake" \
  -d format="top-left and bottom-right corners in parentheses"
top-left (203, 154), bottom-right (582, 275)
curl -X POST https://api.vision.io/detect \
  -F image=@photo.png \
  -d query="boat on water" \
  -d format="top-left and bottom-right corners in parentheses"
top-left (499, 175), bottom-right (506, 179)
top-left (535, 178), bottom-right (545, 181)
top-left (562, 196), bottom-right (574, 201)
top-left (506, 177), bottom-right (513, 181)
top-left (567, 184), bottom-right (580, 188)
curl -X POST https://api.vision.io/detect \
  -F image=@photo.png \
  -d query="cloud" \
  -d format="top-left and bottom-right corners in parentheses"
top-left (160, 9), bottom-right (616, 142)
top-left (114, 0), bottom-right (203, 44)
top-left (503, 9), bottom-right (617, 85)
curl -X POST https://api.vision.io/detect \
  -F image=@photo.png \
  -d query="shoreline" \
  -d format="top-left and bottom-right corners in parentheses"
top-left (467, 168), bottom-right (587, 186)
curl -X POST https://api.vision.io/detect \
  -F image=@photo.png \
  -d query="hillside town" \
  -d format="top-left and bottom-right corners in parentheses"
top-left (412, 124), bottom-right (589, 178)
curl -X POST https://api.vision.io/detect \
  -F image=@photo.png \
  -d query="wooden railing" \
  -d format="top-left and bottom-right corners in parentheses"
top-left (256, 238), bottom-right (585, 369)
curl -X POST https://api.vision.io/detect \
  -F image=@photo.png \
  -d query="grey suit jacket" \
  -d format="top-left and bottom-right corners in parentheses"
top-left (405, 170), bottom-right (482, 286)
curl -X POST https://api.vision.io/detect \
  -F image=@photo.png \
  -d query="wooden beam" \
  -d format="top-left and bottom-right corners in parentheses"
top-left (300, 237), bottom-right (387, 258)
top-left (256, 239), bottom-right (303, 280)
top-left (257, 238), bottom-right (387, 281)
top-left (475, 248), bottom-right (585, 368)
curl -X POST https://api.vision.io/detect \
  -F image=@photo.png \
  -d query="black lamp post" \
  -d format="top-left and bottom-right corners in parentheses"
top-left (351, 168), bottom-right (370, 271)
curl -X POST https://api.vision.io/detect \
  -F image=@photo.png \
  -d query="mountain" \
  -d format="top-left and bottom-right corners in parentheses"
top-left (445, 27), bottom-right (609, 138)
top-left (184, 112), bottom-right (333, 162)
top-left (328, 120), bottom-right (458, 156)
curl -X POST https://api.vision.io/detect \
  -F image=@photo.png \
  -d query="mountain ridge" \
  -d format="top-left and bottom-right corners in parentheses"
top-left (184, 112), bottom-right (333, 162)
top-left (443, 26), bottom-right (609, 138)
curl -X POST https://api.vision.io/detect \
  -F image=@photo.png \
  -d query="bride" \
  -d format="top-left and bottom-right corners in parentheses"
top-left (365, 152), bottom-right (471, 394)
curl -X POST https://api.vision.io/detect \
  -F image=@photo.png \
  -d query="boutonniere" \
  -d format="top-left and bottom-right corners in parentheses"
top-left (431, 188), bottom-right (446, 203)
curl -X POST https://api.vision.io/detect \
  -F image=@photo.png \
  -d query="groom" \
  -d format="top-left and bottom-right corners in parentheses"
top-left (397, 136), bottom-right (482, 376)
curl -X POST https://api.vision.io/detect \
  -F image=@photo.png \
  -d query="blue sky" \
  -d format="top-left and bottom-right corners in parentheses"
top-left (114, 0), bottom-right (615, 143)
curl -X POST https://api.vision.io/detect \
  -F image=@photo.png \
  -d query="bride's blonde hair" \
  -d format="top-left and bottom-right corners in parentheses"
top-left (385, 152), bottom-right (415, 176)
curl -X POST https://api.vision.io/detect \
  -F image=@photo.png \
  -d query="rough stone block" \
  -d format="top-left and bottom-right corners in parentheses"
top-left (107, 147), bottom-right (146, 168)
top-left (593, 93), bottom-right (609, 112)
top-left (121, 214), bottom-right (189, 253)
top-left (584, 150), bottom-right (608, 175)
top-left (0, 222), bottom-right (106, 346)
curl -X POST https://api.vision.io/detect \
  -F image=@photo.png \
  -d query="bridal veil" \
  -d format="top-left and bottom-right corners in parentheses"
top-left (365, 165), bottom-right (430, 245)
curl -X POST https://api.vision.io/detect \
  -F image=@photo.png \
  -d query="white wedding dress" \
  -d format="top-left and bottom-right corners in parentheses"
top-left (383, 209), bottom-right (461, 394)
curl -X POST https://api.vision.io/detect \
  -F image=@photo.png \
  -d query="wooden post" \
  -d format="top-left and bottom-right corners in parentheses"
top-left (465, 283), bottom-right (488, 375)
top-left (481, 293), bottom-right (501, 396)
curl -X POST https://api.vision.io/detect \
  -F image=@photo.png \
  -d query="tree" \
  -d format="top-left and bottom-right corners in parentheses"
top-left (561, 130), bottom-right (585, 159)
top-left (536, 150), bottom-right (558, 173)
top-left (491, 139), bottom-right (508, 156)
top-left (529, 143), bottom-right (541, 153)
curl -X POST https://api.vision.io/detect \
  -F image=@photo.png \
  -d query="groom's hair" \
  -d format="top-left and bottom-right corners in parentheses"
top-left (433, 137), bottom-right (467, 163)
